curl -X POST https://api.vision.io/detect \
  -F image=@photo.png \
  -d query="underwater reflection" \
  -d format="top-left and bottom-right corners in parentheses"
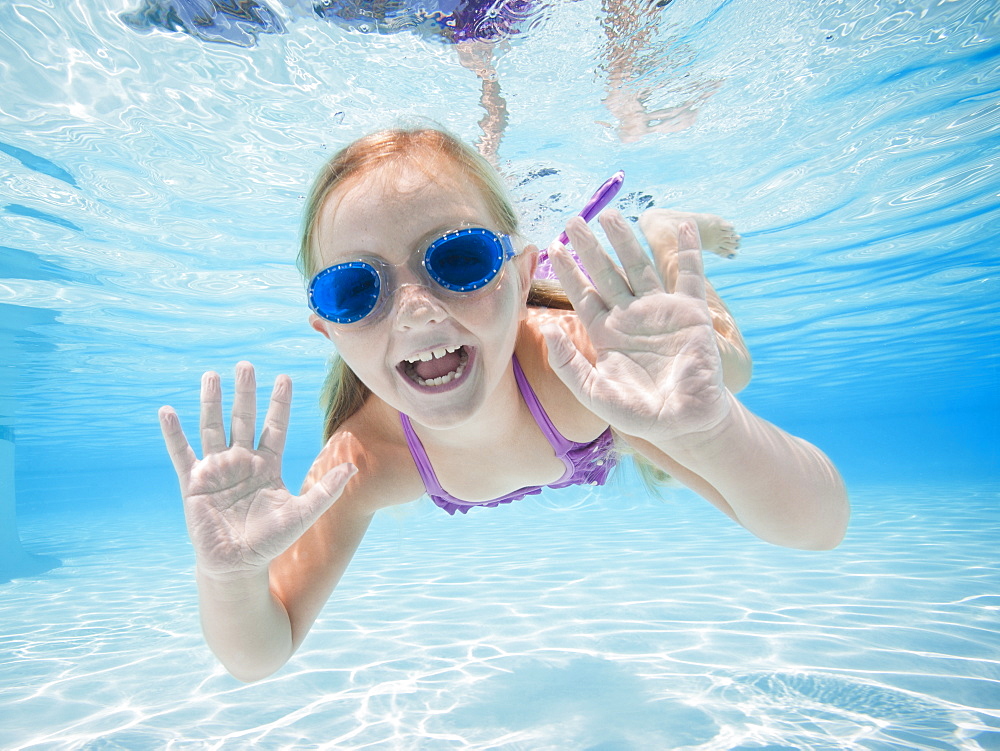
top-left (119, 0), bottom-right (707, 161)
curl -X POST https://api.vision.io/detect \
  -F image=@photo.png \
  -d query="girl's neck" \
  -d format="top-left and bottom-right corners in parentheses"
top-left (395, 358), bottom-right (526, 452)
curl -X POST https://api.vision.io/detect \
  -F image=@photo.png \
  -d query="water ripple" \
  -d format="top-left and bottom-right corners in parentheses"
top-left (0, 0), bottom-right (997, 497)
top-left (1, 485), bottom-right (998, 748)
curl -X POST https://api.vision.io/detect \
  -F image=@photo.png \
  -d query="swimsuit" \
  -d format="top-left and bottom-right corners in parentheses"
top-left (400, 355), bottom-right (617, 515)
top-left (122, 0), bottom-right (535, 47)
top-left (315, 0), bottom-right (537, 44)
top-left (120, 0), bottom-right (287, 48)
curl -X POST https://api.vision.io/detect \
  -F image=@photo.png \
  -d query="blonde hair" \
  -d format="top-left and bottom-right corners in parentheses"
top-left (299, 127), bottom-right (668, 490)
top-left (298, 127), bottom-right (573, 442)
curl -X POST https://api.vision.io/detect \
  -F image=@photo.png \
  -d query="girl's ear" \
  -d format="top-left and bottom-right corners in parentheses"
top-left (310, 314), bottom-right (333, 340)
top-left (516, 244), bottom-right (539, 298)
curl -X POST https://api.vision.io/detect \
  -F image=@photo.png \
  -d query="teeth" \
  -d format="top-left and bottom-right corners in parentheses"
top-left (404, 345), bottom-right (461, 364)
top-left (405, 347), bottom-right (469, 388)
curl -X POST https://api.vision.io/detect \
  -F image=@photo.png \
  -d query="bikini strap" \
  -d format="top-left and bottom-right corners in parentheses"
top-left (400, 355), bottom-right (576, 502)
top-left (511, 354), bottom-right (575, 456)
top-left (399, 412), bottom-right (451, 500)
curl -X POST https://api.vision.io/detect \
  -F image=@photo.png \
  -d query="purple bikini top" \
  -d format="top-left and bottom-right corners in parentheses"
top-left (399, 355), bottom-right (616, 515)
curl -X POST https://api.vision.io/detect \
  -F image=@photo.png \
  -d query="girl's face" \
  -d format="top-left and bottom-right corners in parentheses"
top-left (309, 160), bottom-right (535, 429)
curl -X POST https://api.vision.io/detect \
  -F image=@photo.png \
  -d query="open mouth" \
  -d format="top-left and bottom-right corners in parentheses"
top-left (400, 345), bottom-right (472, 389)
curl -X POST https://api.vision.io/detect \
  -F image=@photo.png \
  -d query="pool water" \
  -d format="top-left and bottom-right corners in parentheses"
top-left (5, 484), bottom-right (999, 748)
top-left (1, 0), bottom-right (998, 748)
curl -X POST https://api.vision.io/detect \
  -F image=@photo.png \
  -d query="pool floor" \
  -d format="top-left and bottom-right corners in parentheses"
top-left (2, 483), bottom-right (998, 750)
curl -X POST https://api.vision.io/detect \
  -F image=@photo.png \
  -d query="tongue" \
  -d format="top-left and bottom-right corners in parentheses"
top-left (414, 350), bottom-right (462, 380)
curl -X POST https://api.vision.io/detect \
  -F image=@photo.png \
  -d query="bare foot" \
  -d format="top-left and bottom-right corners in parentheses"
top-left (638, 208), bottom-right (741, 259)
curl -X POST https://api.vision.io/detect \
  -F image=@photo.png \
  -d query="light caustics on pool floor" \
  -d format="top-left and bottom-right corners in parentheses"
top-left (1, 484), bottom-right (997, 750)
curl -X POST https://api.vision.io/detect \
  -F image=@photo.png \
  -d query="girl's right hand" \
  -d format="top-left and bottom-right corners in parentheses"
top-left (158, 362), bottom-right (356, 580)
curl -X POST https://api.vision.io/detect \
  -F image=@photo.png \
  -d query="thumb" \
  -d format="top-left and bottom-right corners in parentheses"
top-left (540, 323), bottom-right (596, 408)
top-left (296, 463), bottom-right (358, 524)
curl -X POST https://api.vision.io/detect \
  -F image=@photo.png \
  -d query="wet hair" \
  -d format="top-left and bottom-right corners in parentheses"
top-left (298, 126), bottom-right (669, 493)
top-left (298, 127), bottom-right (573, 442)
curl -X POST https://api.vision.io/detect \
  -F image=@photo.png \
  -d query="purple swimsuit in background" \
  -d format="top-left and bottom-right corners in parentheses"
top-left (316, 0), bottom-right (537, 44)
top-left (400, 355), bottom-right (617, 515)
top-left (122, 0), bottom-right (537, 47)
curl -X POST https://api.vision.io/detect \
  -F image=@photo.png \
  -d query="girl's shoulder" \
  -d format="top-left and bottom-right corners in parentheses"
top-left (303, 398), bottom-right (425, 514)
top-left (517, 307), bottom-right (607, 443)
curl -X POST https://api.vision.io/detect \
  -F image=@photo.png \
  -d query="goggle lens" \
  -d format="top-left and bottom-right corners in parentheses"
top-left (309, 228), bottom-right (513, 324)
top-left (425, 228), bottom-right (505, 292)
top-left (309, 262), bottom-right (381, 324)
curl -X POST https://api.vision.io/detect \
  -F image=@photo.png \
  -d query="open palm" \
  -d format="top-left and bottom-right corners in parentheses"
top-left (158, 364), bottom-right (354, 578)
top-left (542, 212), bottom-right (733, 444)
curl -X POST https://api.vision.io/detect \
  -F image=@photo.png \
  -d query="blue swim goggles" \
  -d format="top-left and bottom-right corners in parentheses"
top-left (308, 227), bottom-right (517, 324)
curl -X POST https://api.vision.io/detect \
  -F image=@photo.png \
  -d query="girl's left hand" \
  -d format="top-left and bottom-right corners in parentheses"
top-left (541, 210), bottom-right (733, 446)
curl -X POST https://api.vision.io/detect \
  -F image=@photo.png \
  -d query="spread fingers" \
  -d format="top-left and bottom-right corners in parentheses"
top-left (564, 216), bottom-right (632, 302)
top-left (598, 210), bottom-right (662, 297)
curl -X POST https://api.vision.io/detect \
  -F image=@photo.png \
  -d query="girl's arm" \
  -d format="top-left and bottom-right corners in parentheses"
top-left (540, 213), bottom-right (849, 550)
top-left (617, 409), bottom-right (848, 550)
top-left (630, 213), bottom-right (843, 544)
top-left (197, 423), bottom-right (416, 681)
top-left (266, 427), bottom-right (418, 666)
top-left (195, 480), bottom-right (374, 682)
top-left (159, 363), bottom-right (388, 682)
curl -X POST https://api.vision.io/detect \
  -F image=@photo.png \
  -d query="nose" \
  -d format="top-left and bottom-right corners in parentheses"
top-left (391, 283), bottom-right (449, 329)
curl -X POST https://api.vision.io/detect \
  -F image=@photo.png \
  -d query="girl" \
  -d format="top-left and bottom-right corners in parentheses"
top-left (158, 128), bottom-right (849, 682)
